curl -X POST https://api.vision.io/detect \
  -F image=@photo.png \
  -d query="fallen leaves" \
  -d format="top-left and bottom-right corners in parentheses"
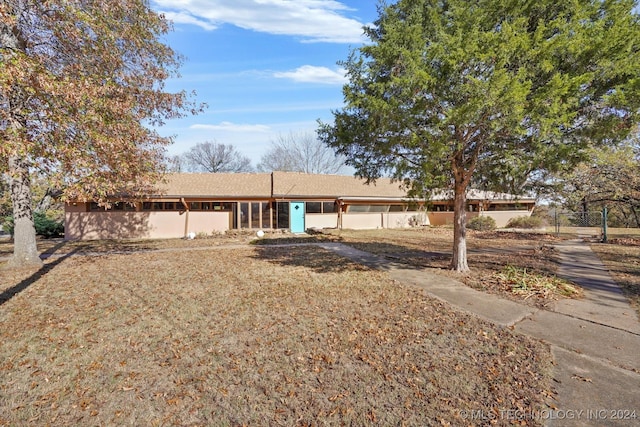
top-left (571, 375), bottom-right (593, 383)
top-left (494, 265), bottom-right (583, 300)
top-left (0, 240), bottom-right (553, 426)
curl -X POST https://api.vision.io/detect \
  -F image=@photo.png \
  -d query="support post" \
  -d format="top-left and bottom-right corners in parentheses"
top-left (602, 207), bottom-right (608, 243)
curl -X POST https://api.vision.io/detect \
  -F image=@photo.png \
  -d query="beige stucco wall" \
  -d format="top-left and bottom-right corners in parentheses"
top-left (381, 212), bottom-right (429, 228)
top-left (306, 213), bottom-right (339, 229)
top-left (427, 211), bottom-right (532, 228)
top-left (340, 212), bottom-right (429, 229)
top-left (186, 211), bottom-right (232, 235)
top-left (341, 213), bottom-right (383, 229)
top-left (65, 211), bottom-right (231, 240)
top-left (427, 212), bottom-right (456, 226)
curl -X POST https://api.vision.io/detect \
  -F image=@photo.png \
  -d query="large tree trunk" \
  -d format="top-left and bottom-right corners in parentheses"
top-left (451, 171), bottom-right (470, 272)
top-left (7, 156), bottom-right (42, 268)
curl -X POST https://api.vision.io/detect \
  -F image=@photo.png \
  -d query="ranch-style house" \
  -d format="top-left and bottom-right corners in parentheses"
top-left (64, 171), bottom-right (535, 240)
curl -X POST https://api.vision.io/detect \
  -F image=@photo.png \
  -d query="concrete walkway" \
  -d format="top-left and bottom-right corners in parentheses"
top-left (318, 240), bottom-right (640, 427)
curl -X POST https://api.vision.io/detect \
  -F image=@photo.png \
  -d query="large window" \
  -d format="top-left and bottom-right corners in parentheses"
top-left (306, 201), bottom-right (338, 214)
top-left (323, 201), bottom-right (337, 213)
top-left (240, 203), bottom-right (249, 228)
top-left (431, 204), bottom-right (453, 212)
top-left (261, 202), bottom-right (272, 229)
top-left (276, 202), bottom-right (289, 229)
top-left (236, 202), bottom-right (271, 229)
top-left (487, 203), bottom-right (529, 211)
top-left (347, 203), bottom-right (420, 213)
top-left (305, 202), bottom-right (321, 213)
top-left (348, 204), bottom-right (389, 213)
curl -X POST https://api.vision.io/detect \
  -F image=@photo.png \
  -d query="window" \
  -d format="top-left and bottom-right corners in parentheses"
top-left (348, 205), bottom-right (368, 213)
top-left (389, 205), bottom-right (405, 212)
top-left (91, 201), bottom-right (136, 211)
top-left (190, 202), bottom-right (201, 210)
top-left (306, 202), bottom-right (322, 213)
top-left (432, 204), bottom-right (452, 212)
top-left (323, 201), bottom-right (337, 213)
top-left (276, 202), bottom-right (289, 229)
top-left (240, 203), bottom-right (249, 228)
top-left (251, 202), bottom-right (260, 228)
top-left (488, 203), bottom-right (529, 211)
top-left (261, 202), bottom-right (271, 228)
top-left (141, 201), bottom-right (182, 211)
top-left (347, 204), bottom-right (390, 213)
top-left (369, 205), bottom-right (389, 213)
top-left (212, 202), bottom-right (233, 211)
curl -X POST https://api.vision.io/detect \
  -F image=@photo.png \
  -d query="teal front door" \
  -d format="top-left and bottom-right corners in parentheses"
top-left (290, 202), bottom-right (305, 233)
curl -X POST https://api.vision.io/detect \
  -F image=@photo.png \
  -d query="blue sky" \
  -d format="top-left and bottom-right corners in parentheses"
top-left (150, 1), bottom-right (380, 167)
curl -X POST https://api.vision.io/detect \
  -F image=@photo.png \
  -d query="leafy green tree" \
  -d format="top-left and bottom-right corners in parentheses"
top-left (1, 0), bottom-right (200, 267)
top-left (318, 0), bottom-right (640, 271)
top-left (554, 139), bottom-right (640, 227)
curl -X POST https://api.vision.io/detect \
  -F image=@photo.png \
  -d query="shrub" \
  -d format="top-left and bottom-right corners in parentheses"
top-left (1, 216), bottom-right (13, 236)
top-left (2, 212), bottom-right (64, 238)
top-left (506, 216), bottom-right (543, 229)
top-left (467, 215), bottom-right (496, 231)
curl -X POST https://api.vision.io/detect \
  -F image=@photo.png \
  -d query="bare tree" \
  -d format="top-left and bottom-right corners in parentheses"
top-left (165, 154), bottom-right (187, 173)
top-left (257, 132), bottom-right (346, 174)
top-left (183, 141), bottom-right (253, 173)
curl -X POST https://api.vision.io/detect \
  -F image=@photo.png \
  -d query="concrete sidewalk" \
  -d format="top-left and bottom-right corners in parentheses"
top-left (319, 240), bottom-right (640, 427)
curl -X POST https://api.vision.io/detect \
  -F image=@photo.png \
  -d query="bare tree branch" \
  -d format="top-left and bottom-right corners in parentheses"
top-left (182, 141), bottom-right (254, 173)
top-left (257, 132), bottom-right (346, 174)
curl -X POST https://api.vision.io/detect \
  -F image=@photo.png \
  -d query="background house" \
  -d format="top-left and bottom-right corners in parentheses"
top-left (64, 172), bottom-right (535, 240)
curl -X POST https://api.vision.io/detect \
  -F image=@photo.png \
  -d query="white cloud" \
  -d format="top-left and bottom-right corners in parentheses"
top-left (274, 65), bottom-right (347, 85)
top-left (161, 11), bottom-right (217, 31)
top-left (153, 0), bottom-right (365, 43)
top-left (191, 121), bottom-right (271, 132)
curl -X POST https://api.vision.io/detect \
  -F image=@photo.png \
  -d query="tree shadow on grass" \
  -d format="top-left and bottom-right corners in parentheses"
top-left (0, 241), bottom-right (79, 307)
top-left (251, 245), bottom-right (360, 274)
top-left (252, 240), bottom-right (451, 274)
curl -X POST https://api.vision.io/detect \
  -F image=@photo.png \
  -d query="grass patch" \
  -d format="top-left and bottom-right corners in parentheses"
top-left (0, 245), bottom-right (552, 425)
top-left (495, 265), bottom-right (583, 300)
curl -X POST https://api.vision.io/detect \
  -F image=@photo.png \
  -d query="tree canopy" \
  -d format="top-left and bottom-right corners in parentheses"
top-left (553, 136), bottom-right (640, 227)
top-left (257, 132), bottom-right (347, 174)
top-left (1, 0), bottom-right (200, 267)
top-left (180, 141), bottom-right (254, 173)
top-left (318, 0), bottom-right (640, 271)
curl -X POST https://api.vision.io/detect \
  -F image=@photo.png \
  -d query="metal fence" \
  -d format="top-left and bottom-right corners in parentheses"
top-left (553, 210), bottom-right (603, 238)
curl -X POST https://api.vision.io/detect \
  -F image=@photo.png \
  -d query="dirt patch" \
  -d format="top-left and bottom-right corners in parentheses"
top-left (0, 245), bottom-right (552, 426)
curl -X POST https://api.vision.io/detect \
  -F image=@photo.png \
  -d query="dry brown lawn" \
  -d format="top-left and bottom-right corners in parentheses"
top-left (314, 228), bottom-right (581, 308)
top-left (0, 234), bottom-right (553, 426)
top-left (591, 238), bottom-right (640, 319)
